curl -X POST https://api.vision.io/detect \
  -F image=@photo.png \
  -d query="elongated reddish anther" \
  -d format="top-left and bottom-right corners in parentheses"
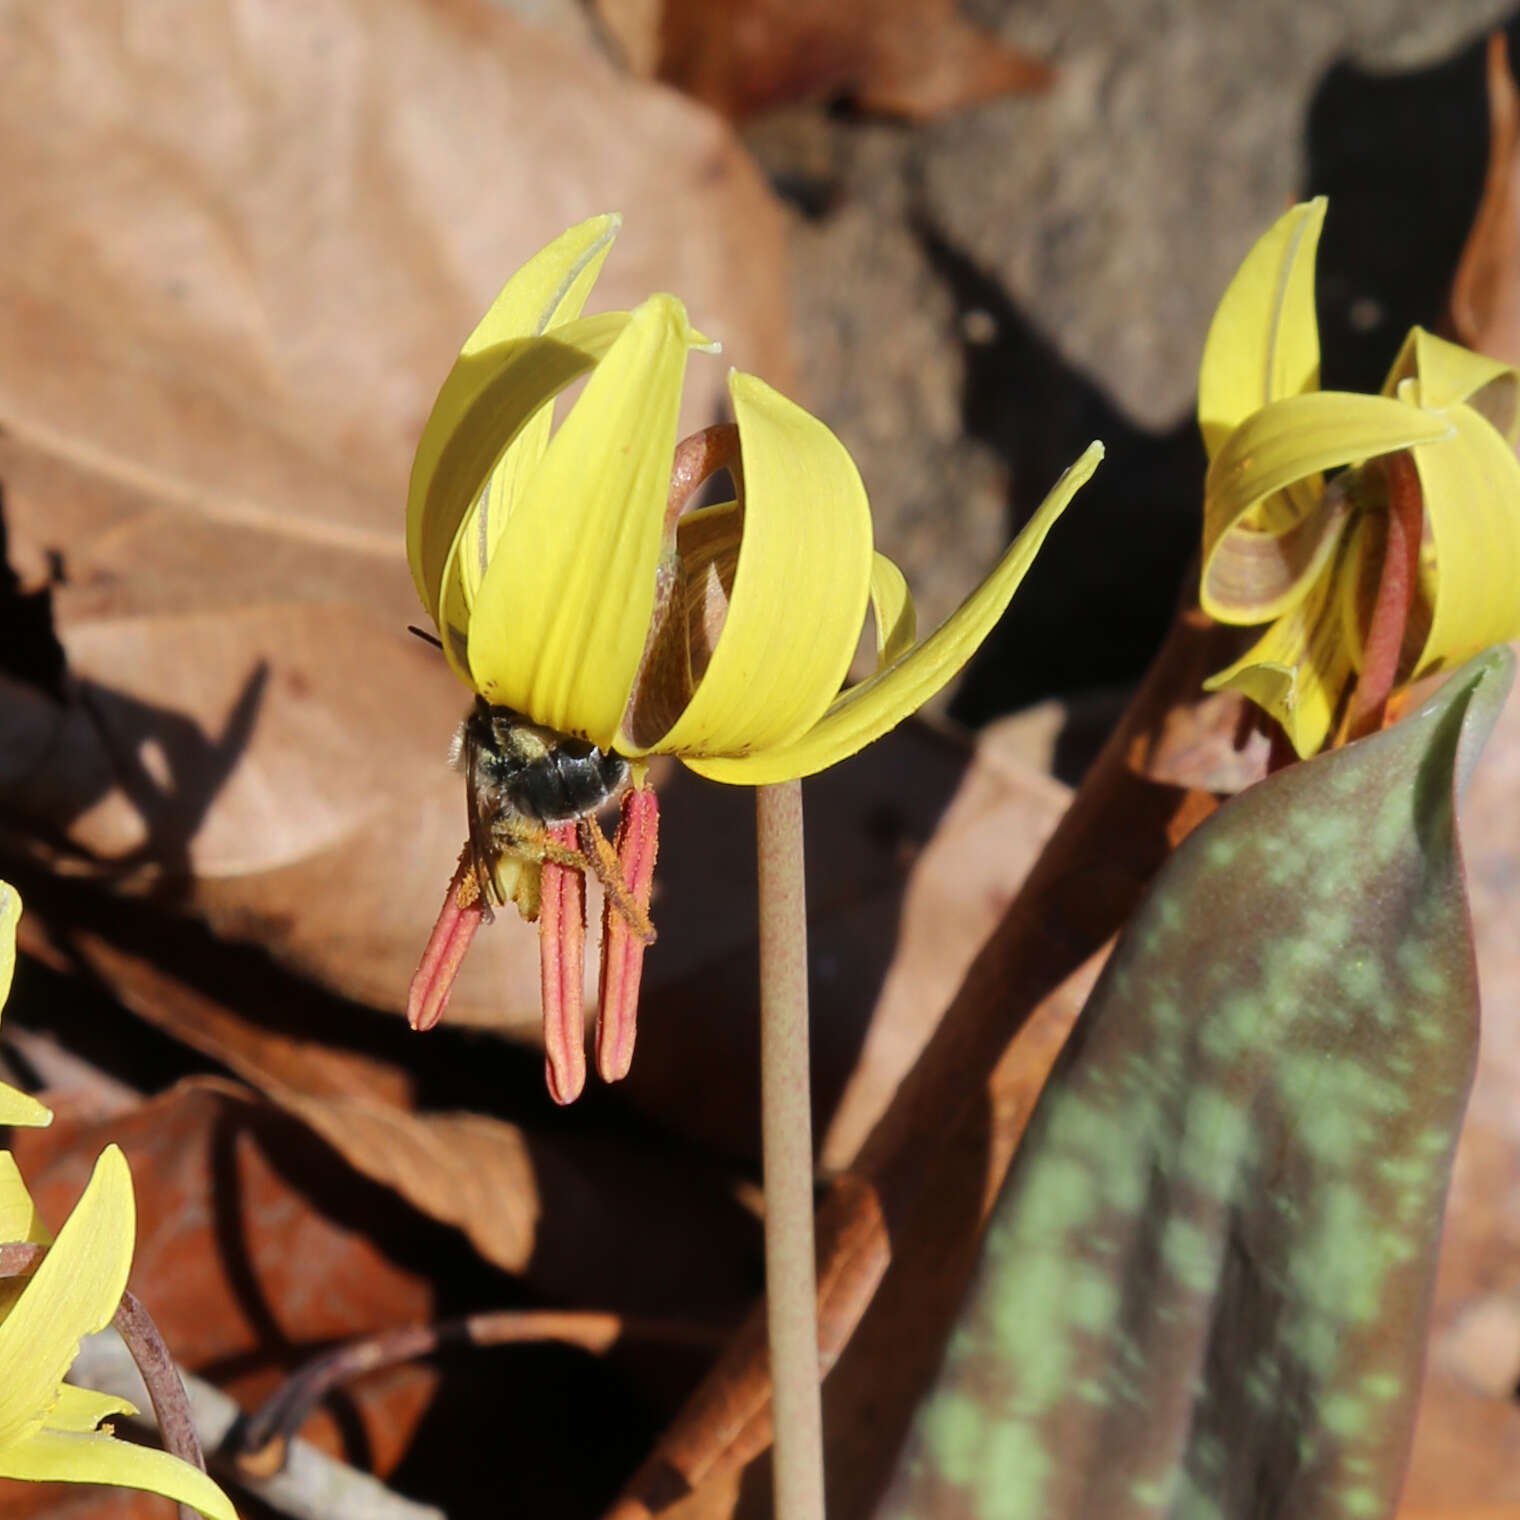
top-left (540, 822), bottom-right (587, 1104)
top-left (596, 787), bottom-right (660, 1083)
top-left (408, 853), bottom-right (485, 1031)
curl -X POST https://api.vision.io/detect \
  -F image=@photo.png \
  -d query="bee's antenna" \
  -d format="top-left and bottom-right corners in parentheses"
top-left (407, 624), bottom-right (445, 650)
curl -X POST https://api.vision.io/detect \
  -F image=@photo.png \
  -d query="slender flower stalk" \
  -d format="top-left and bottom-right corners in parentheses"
top-left (756, 781), bottom-right (824, 1520)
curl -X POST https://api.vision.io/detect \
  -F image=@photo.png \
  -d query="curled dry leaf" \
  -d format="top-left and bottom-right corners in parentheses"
top-left (819, 714), bottom-right (1072, 1171)
top-left (1446, 34), bottom-right (1520, 366)
top-left (0, 0), bottom-right (790, 1031)
top-left (594, 0), bottom-right (1053, 122)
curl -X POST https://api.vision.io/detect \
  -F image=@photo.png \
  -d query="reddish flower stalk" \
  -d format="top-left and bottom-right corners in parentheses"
top-left (0, 1245), bottom-right (211, 1487)
top-left (665, 422), bottom-right (741, 528)
top-left (406, 849), bottom-right (486, 1032)
top-left (1345, 450), bottom-right (1424, 744)
top-left (595, 787), bottom-right (660, 1083)
top-left (540, 821), bottom-right (587, 1104)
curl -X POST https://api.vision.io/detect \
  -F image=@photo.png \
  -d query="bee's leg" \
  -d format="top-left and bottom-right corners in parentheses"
top-left (537, 821), bottom-right (588, 1104)
top-left (517, 829), bottom-right (598, 873)
top-left (582, 788), bottom-right (660, 1084)
top-left (576, 812), bottom-right (656, 944)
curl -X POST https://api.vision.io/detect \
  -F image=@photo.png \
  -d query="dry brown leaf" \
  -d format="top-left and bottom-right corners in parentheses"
top-left (2, 1077), bottom-right (722, 1518)
top-left (0, 0), bottom-right (790, 1031)
top-left (595, 0), bottom-right (1053, 122)
top-left (1446, 33), bottom-right (1520, 363)
top-left (819, 715), bottom-right (1072, 1171)
top-left (12, 905), bottom-right (760, 1308)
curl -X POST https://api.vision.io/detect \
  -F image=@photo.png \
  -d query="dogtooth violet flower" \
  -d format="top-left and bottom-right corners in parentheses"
top-left (405, 214), bottom-right (1103, 1102)
top-left (0, 890), bottom-right (235, 1517)
top-left (1198, 197), bottom-right (1520, 757)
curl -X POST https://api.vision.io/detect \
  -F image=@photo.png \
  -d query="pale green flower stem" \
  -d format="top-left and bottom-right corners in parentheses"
top-left (755, 780), bottom-right (826, 1520)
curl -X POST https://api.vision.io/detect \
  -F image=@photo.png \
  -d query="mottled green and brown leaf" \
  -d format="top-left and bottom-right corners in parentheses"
top-left (881, 649), bottom-right (1514, 1520)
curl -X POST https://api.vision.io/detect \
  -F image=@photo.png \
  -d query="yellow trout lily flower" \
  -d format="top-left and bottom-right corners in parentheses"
top-left (408, 214), bottom-right (1101, 782)
top-left (0, 884), bottom-right (51, 1129)
top-left (405, 215), bottom-right (1101, 1099)
top-left (0, 1146), bottom-right (236, 1518)
top-left (1198, 197), bottom-right (1520, 756)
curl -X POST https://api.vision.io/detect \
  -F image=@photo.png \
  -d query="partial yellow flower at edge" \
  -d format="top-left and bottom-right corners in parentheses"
top-left (1196, 199), bottom-right (1520, 756)
top-left (0, 1146), bottom-right (237, 1519)
top-left (0, 884), bottom-right (52, 1129)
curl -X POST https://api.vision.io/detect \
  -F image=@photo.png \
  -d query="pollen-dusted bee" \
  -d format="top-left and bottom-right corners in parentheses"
top-left (454, 697), bottom-right (633, 920)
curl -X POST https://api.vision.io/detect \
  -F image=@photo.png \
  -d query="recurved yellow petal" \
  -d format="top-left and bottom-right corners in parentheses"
top-left (44, 1383), bottom-right (136, 1433)
top-left (1384, 325), bottom-right (1520, 440)
top-left (1407, 401), bottom-right (1520, 672)
top-left (632, 371), bottom-right (873, 758)
top-left (0, 1154), bottom-right (48, 1253)
top-left (1203, 566), bottom-right (1351, 758)
top-left (1198, 199), bottom-right (1326, 460)
top-left (410, 310), bottom-right (633, 634)
top-left (0, 885), bottom-right (51, 1130)
top-left (1202, 391), bottom-right (1451, 623)
top-left (869, 553), bottom-right (916, 668)
top-left (468, 295), bottom-right (695, 748)
top-left (0, 1087), bottom-right (52, 1129)
top-left (0, 1426), bottom-right (237, 1519)
top-left (0, 1146), bottom-right (132, 1447)
top-left (686, 442), bottom-right (1103, 784)
top-left (407, 215), bottom-right (621, 615)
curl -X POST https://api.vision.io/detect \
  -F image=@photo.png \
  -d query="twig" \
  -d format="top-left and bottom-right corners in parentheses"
top-left (0, 1253), bottom-right (439, 1520)
top-left (69, 1330), bottom-right (444, 1520)
top-left (113, 1287), bottom-right (212, 1520)
top-left (755, 779), bottom-right (826, 1520)
top-left (233, 1308), bottom-right (727, 1466)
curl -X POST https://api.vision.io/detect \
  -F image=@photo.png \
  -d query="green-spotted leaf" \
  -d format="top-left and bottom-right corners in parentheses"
top-left (880, 648), bottom-right (1514, 1520)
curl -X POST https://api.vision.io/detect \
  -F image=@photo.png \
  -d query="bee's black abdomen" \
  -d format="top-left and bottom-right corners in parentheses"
top-left (526, 742), bottom-right (628, 823)
top-left (468, 702), bottom-right (629, 825)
